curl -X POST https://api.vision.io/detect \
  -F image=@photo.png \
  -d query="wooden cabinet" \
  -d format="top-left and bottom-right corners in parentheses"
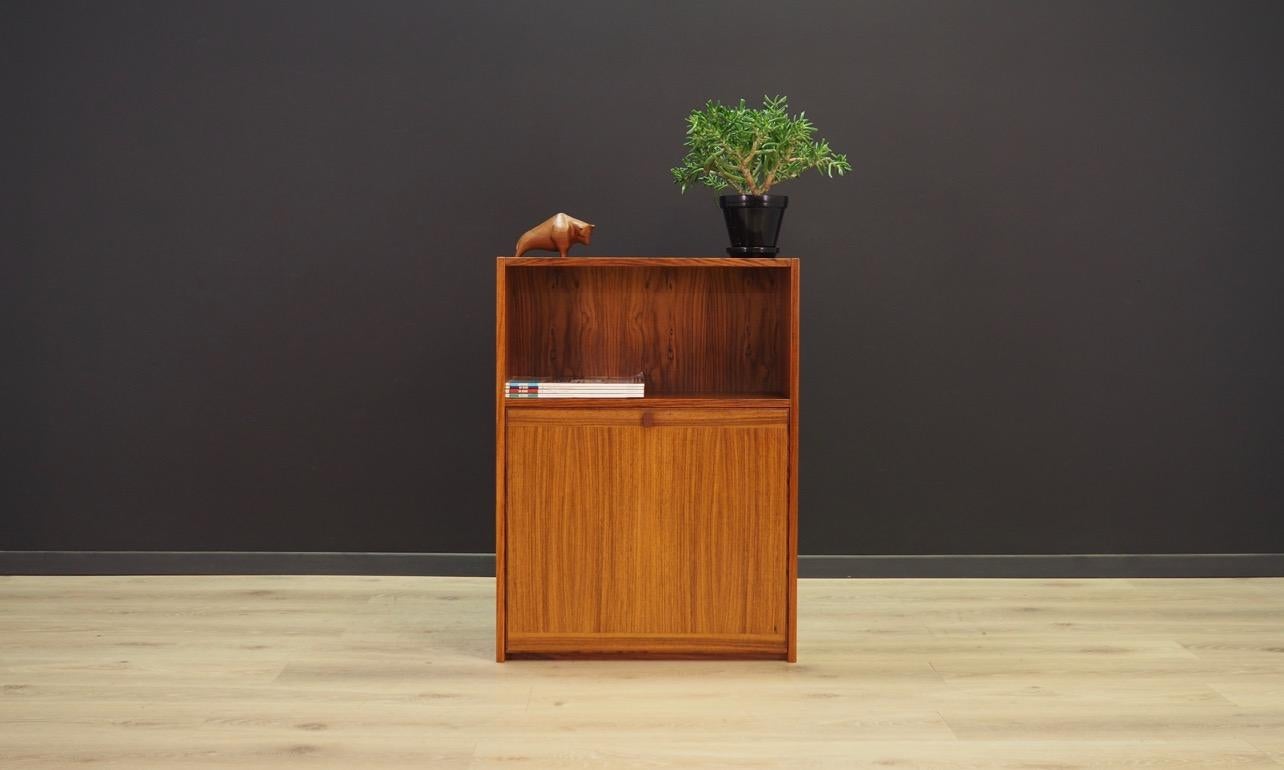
top-left (496, 258), bottom-right (799, 660)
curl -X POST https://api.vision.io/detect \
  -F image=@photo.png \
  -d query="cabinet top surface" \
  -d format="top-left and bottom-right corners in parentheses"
top-left (497, 256), bottom-right (797, 268)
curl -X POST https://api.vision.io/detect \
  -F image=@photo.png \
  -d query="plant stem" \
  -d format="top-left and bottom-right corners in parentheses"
top-left (737, 159), bottom-right (759, 194)
top-left (762, 150), bottom-right (804, 193)
top-left (702, 157), bottom-right (749, 193)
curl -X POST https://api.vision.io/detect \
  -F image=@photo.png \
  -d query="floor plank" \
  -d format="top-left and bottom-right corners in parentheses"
top-left (1, 575), bottom-right (1282, 768)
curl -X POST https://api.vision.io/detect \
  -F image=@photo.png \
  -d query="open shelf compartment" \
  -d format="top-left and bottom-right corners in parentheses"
top-left (501, 260), bottom-right (795, 402)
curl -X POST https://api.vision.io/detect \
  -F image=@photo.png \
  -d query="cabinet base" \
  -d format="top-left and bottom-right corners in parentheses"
top-left (506, 651), bottom-right (789, 661)
top-left (504, 631), bottom-right (789, 660)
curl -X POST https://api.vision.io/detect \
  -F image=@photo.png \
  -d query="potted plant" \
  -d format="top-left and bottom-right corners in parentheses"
top-left (671, 95), bottom-right (851, 256)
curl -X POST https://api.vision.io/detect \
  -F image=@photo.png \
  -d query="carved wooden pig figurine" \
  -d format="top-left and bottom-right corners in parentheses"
top-left (514, 213), bottom-right (594, 258)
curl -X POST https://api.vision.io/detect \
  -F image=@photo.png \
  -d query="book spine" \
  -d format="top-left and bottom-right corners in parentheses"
top-left (505, 393), bottom-right (644, 399)
top-left (508, 392), bottom-right (644, 396)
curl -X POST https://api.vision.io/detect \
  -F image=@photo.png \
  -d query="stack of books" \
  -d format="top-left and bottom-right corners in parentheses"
top-left (505, 375), bottom-right (645, 399)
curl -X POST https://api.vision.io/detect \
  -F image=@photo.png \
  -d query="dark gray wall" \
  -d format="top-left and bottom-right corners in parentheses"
top-left (4, 0), bottom-right (1282, 556)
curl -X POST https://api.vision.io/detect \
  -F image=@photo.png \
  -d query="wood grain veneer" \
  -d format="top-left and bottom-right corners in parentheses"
top-left (505, 408), bottom-right (788, 641)
top-left (496, 257), bottom-right (799, 660)
top-left (504, 394), bottom-right (790, 409)
top-left (787, 259), bottom-right (800, 662)
top-left (494, 260), bottom-right (507, 661)
top-left (506, 632), bottom-right (787, 658)
top-left (504, 263), bottom-right (791, 396)
top-left (506, 407), bottom-right (787, 427)
top-left (502, 256), bottom-right (795, 268)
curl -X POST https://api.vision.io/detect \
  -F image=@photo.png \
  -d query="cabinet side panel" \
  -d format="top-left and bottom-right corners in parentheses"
top-left (787, 259), bottom-right (800, 661)
top-left (496, 260), bottom-right (507, 661)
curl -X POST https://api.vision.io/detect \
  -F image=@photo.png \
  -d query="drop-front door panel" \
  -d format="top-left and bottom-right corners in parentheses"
top-left (505, 407), bottom-right (788, 649)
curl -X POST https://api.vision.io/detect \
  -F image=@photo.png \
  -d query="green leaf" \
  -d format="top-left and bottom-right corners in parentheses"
top-left (670, 96), bottom-right (851, 194)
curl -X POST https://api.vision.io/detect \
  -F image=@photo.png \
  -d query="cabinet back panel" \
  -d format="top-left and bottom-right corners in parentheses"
top-left (505, 266), bottom-right (790, 395)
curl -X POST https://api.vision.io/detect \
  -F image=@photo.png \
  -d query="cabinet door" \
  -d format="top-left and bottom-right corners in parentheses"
top-left (505, 408), bottom-right (788, 655)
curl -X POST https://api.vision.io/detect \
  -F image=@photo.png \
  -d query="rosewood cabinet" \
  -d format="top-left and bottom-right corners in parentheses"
top-left (496, 258), bottom-right (799, 660)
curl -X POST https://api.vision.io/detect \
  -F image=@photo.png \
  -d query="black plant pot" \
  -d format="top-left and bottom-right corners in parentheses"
top-left (719, 194), bottom-right (788, 257)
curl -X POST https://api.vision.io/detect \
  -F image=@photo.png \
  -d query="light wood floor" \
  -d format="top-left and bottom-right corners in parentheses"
top-left (2, 576), bottom-right (1283, 768)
